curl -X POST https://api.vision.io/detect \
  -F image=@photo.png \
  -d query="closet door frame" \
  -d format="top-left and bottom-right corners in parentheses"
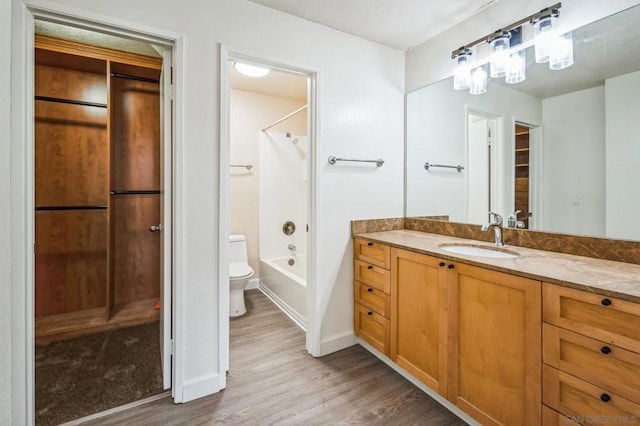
top-left (12, 4), bottom-right (185, 424)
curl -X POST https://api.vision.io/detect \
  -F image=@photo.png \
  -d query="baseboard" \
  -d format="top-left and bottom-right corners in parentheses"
top-left (356, 338), bottom-right (478, 426)
top-left (258, 282), bottom-right (306, 331)
top-left (245, 278), bottom-right (260, 290)
top-left (318, 330), bottom-right (357, 356)
top-left (181, 373), bottom-right (225, 403)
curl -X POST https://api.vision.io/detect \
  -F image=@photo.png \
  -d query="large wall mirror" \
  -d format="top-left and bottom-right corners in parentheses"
top-left (406, 5), bottom-right (640, 241)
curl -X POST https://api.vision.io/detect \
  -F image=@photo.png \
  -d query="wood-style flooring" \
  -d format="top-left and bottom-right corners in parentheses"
top-left (84, 290), bottom-right (466, 425)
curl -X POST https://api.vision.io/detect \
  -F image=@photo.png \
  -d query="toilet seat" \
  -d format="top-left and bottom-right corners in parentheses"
top-left (230, 262), bottom-right (253, 279)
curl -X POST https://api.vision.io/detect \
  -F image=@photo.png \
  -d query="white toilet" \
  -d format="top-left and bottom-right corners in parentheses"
top-left (229, 234), bottom-right (254, 317)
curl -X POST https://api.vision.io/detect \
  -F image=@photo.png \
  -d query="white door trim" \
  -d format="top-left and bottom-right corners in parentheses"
top-left (218, 45), bottom-right (321, 375)
top-left (11, 3), bottom-right (185, 423)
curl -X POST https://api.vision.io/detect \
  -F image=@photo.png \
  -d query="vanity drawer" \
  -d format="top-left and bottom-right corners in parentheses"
top-left (543, 283), bottom-right (640, 353)
top-left (543, 324), bottom-right (640, 404)
top-left (354, 238), bottom-right (390, 269)
top-left (543, 365), bottom-right (640, 425)
top-left (354, 259), bottom-right (391, 294)
top-left (542, 405), bottom-right (581, 426)
top-left (354, 302), bottom-right (390, 356)
top-left (354, 281), bottom-right (390, 317)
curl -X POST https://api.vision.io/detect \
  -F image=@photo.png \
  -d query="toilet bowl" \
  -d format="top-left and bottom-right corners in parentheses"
top-left (229, 234), bottom-right (254, 317)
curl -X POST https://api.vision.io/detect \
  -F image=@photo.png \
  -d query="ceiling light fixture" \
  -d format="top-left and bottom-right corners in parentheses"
top-left (234, 62), bottom-right (271, 78)
top-left (451, 2), bottom-right (573, 94)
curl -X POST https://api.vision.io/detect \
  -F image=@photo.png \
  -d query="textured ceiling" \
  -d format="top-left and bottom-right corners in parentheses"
top-left (247, 0), bottom-right (500, 50)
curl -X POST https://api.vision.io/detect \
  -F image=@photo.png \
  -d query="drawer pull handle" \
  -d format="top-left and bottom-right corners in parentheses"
top-left (601, 298), bottom-right (612, 306)
top-left (367, 242), bottom-right (373, 246)
top-left (367, 311), bottom-right (373, 316)
top-left (600, 393), bottom-right (611, 403)
top-left (601, 346), bottom-right (612, 355)
top-left (367, 288), bottom-right (373, 292)
top-left (367, 265), bottom-right (373, 269)
top-left (448, 264), bottom-right (455, 269)
top-left (439, 262), bottom-right (445, 267)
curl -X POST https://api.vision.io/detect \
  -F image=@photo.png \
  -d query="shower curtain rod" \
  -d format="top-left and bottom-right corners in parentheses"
top-left (261, 104), bottom-right (308, 132)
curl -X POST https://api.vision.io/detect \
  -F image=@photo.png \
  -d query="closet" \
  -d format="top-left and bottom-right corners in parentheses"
top-left (34, 35), bottom-right (163, 342)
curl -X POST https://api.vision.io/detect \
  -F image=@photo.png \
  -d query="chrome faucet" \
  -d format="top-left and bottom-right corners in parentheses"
top-left (481, 212), bottom-right (504, 246)
top-left (288, 244), bottom-right (297, 251)
top-left (507, 210), bottom-right (526, 229)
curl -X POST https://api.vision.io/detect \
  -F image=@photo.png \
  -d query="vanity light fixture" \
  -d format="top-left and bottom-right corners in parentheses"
top-left (451, 2), bottom-right (573, 94)
top-left (234, 62), bottom-right (271, 78)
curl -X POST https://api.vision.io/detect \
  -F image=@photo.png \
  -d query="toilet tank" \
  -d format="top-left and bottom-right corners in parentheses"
top-left (229, 234), bottom-right (248, 263)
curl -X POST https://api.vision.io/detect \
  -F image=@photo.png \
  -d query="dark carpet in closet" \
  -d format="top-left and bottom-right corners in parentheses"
top-left (35, 321), bottom-right (164, 426)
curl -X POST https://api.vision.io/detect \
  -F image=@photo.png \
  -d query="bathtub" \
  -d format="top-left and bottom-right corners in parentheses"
top-left (259, 255), bottom-right (306, 329)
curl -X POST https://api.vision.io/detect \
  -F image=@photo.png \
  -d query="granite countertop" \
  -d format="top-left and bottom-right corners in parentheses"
top-left (355, 229), bottom-right (640, 303)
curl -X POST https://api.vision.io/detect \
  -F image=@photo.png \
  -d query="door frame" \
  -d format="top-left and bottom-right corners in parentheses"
top-left (11, 2), bottom-right (185, 423)
top-left (219, 44), bottom-right (321, 375)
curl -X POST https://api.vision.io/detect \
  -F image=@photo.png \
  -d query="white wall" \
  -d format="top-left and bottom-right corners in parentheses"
top-left (260, 132), bottom-right (308, 260)
top-left (9, 0), bottom-right (404, 420)
top-left (605, 70), bottom-right (640, 240)
top-left (406, 77), bottom-right (541, 222)
top-left (406, 0), bottom-right (640, 92)
top-left (230, 89), bottom-right (306, 276)
top-left (1, 0), bottom-right (12, 422)
top-left (541, 86), bottom-right (606, 236)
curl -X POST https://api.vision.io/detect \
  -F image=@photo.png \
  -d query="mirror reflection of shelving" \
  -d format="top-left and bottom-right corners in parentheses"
top-left (514, 124), bottom-right (530, 229)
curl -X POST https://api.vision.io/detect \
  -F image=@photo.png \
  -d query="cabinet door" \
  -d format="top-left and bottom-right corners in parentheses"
top-left (390, 248), bottom-right (448, 396)
top-left (448, 263), bottom-right (541, 426)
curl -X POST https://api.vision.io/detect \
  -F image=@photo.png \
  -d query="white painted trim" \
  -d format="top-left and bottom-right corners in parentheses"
top-left (181, 373), bottom-right (225, 403)
top-left (319, 331), bottom-right (357, 356)
top-left (356, 339), bottom-right (478, 426)
top-left (12, 3), bottom-right (186, 421)
top-left (219, 45), bottom-right (322, 374)
top-left (258, 283), bottom-right (306, 331)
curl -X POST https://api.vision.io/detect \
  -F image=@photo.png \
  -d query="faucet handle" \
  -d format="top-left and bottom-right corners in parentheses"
top-left (488, 212), bottom-right (503, 225)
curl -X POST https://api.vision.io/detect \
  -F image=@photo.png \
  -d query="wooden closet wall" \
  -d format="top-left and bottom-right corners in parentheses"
top-left (34, 35), bottom-right (163, 342)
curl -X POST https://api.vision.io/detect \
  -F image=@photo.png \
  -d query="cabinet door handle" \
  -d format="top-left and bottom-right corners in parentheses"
top-left (367, 288), bottom-right (373, 292)
top-left (367, 311), bottom-right (373, 316)
top-left (367, 242), bottom-right (373, 246)
top-left (600, 393), bottom-right (611, 403)
top-left (439, 262), bottom-right (445, 267)
top-left (448, 264), bottom-right (455, 269)
top-left (601, 298), bottom-right (612, 306)
top-left (367, 265), bottom-right (373, 269)
top-left (601, 346), bottom-right (611, 355)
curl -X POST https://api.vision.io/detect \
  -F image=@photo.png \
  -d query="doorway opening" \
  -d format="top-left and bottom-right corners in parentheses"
top-left (31, 20), bottom-right (173, 424)
top-left (220, 48), bottom-right (319, 375)
top-left (513, 121), bottom-right (540, 230)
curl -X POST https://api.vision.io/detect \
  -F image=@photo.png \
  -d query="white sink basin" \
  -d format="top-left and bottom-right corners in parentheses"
top-left (439, 244), bottom-right (519, 259)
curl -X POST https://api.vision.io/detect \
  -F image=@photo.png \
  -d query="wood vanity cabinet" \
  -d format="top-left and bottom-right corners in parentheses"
top-left (354, 238), bottom-right (542, 425)
top-left (542, 283), bottom-right (640, 424)
top-left (448, 262), bottom-right (541, 426)
top-left (353, 238), bottom-right (391, 355)
top-left (390, 248), bottom-right (448, 395)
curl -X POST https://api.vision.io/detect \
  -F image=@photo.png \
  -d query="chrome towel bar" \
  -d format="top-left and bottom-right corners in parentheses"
top-left (424, 162), bottom-right (464, 172)
top-left (231, 164), bottom-right (254, 171)
top-left (328, 156), bottom-right (384, 167)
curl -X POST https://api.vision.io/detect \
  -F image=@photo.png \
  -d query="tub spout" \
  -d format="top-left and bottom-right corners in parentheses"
top-left (288, 244), bottom-right (297, 251)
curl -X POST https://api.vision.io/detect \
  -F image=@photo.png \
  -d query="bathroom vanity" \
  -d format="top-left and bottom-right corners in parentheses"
top-left (352, 230), bottom-right (640, 426)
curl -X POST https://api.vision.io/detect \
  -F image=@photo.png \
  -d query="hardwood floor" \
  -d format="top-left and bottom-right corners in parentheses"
top-left (84, 290), bottom-right (466, 425)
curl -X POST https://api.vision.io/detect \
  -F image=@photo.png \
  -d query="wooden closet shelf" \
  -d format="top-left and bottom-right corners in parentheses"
top-left (36, 205), bottom-right (107, 211)
top-left (111, 190), bottom-right (161, 195)
top-left (35, 298), bottom-right (160, 343)
top-left (35, 95), bottom-right (107, 109)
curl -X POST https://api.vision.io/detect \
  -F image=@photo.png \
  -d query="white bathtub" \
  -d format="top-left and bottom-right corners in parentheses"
top-left (259, 255), bottom-right (306, 329)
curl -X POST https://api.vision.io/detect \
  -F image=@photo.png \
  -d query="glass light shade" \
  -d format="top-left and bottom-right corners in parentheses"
top-left (234, 62), bottom-right (271, 77)
top-left (506, 50), bottom-right (526, 84)
top-left (489, 35), bottom-right (510, 78)
top-left (549, 32), bottom-right (574, 70)
top-left (533, 15), bottom-right (558, 63)
top-left (453, 52), bottom-right (472, 90)
top-left (469, 65), bottom-right (488, 95)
